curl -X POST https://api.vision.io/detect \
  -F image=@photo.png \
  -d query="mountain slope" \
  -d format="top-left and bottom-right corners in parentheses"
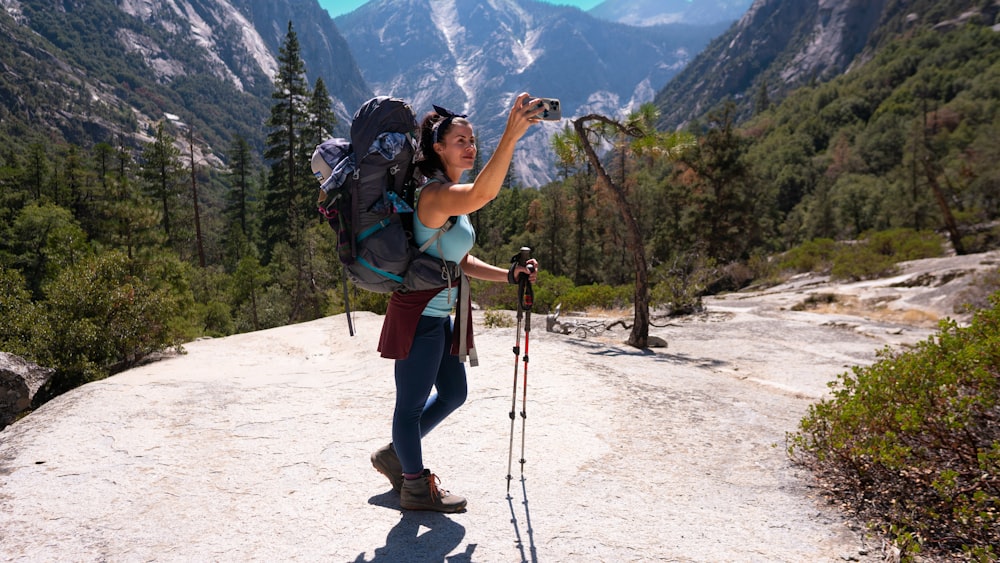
top-left (0, 0), bottom-right (369, 160)
top-left (653, 0), bottom-right (997, 130)
top-left (337, 0), bottom-right (727, 186)
top-left (234, 0), bottom-right (370, 119)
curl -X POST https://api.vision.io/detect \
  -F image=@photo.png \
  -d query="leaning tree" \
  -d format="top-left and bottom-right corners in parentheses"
top-left (573, 104), bottom-right (693, 348)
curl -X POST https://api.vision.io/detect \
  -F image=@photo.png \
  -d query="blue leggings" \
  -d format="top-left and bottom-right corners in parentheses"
top-left (392, 315), bottom-right (468, 475)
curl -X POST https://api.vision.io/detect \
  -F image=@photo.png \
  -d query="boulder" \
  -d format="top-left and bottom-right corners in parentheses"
top-left (0, 352), bottom-right (54, 429)
top-left (648, 335), bottom-right (668, 348)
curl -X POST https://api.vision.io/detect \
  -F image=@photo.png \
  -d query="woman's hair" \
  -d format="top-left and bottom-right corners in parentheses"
top-left (416, 111), bottom-right (471, 180)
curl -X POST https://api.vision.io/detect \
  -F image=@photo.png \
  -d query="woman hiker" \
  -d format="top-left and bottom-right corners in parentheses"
top-left (372, 93), bottom-right (543, 512)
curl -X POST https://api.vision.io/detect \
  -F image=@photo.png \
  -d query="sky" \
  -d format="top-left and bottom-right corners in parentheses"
top-left (317, 0), bottom-right (604, 19)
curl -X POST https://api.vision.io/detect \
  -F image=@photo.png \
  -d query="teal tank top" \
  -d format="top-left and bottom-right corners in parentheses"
top-left (413, 188), bottom-right (475, 317)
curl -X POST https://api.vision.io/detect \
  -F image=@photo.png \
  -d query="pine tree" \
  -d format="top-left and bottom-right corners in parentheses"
top-left (184, 127), bottom-right (206, 268)
top-left (262, 21), bottom-right (311, 259)
top-left (140, 122), bottom-right (184, 246)
top-left (302, 77), bottom-right (337, 230)
top-left (679, 102), bottom-right (758, 262)
top-left (225, 135), bottom-right (253, 240)
top-left (753, 76), bottom-right (771, 115)
top-left (108, 141), bottom-right (163, 261)
top-left (88, 138), bottom-right (139, 256)
top-left (25, 143), bottom-right (47, 201)
top-left (305, 77), bottom-right (337, 148)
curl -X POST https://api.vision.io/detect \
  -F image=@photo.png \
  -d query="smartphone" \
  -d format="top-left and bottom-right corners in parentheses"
top-left (535, 98), bottom-right (561, 121)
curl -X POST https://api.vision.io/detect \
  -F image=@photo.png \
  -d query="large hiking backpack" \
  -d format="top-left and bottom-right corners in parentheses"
top-left (310, 96), bottom-right (461, 295)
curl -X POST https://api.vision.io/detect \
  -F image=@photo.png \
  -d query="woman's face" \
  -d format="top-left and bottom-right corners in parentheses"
top-left (435, 123), bottom-right (477, 172)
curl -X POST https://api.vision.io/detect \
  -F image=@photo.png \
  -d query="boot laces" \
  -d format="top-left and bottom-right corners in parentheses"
top-left (427, 472), bottom-right (446, 501)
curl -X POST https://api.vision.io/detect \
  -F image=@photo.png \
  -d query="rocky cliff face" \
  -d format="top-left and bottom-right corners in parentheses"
top-left (113, 0), bottom-right (372, 123)
top-left (116, 0), bottom-right (276, 92)
top-left (0, 0), bottom-right (370, 155)
top-left (776, 0), bottom-right (886, 86)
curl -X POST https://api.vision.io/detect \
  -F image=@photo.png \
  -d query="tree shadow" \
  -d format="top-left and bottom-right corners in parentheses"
top-left (565, 338), bottom-right (728, 368)
top-left (354, 499), bottom-right (471, 563)
top-left (565, 338), bottom-right (656, 357)
top-left (507, 476), bottom-right (537, 563)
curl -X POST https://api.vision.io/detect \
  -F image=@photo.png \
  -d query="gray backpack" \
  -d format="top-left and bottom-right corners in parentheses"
top-left (311, 96), bottom-right (461, 297)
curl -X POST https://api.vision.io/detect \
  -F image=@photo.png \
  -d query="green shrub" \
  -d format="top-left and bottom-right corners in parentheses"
top-left (779, 230), bottom-right (944, 281)
top-left (829, 242), bottom-right (899, 281)
top-left (650, 252), bottom-right (717, 313)
top-left (863, 228), bottom-right (945, 262)
top-left (559, 283), bottom-right (629, 311)
top-left (0, 266), bottom-right (39, 357)
top-left (829, 229), bottom-right (944, 281)
top-left (960, 224), bottom-right (1000, 255)
top-left (529, 273), bottom-right (574, 313)
top-left (473, 272), bottom-right (579, 314)
top-left (778, 238), bottom-right (838, 273)
top-left (34, 251), bottom-right (184, 400)
top-left (199, 300), bottom-right (234, 337)
top-left (482, 308), bottom-right (514, 328)
top-left (470, 273), bottom-right (632, 314)
top-left (746, 249), bottom-right (781, 286)
top-left (789, 293), bottom-right (1000, 560)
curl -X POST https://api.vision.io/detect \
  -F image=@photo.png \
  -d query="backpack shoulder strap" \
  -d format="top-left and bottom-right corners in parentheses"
top-left (414, 178), bottom-right (457, 253)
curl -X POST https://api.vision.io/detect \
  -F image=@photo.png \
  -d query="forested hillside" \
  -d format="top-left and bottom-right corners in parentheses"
top-left (747, 23), bottom-right (1000, 249)
top-left (655, 0), bottom-right (998, 130)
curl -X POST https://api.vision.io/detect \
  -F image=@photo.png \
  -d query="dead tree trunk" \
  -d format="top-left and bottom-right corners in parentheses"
top-left (187, 128), bottom-right (206, 268)
top-left (922, 158), bottom-right (965, 255)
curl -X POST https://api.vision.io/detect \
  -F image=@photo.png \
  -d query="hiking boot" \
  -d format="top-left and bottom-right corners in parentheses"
top-left (400, 469), bottom-right (467, 513)
top-left (371, 443), bottom-right (403, 493)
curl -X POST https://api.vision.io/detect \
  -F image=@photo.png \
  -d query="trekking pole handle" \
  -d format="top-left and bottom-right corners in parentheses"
top-left (508, 246), bottom-right (534, 285)
top-left (515, 247), bottom-right (534, 310)
top-left (516, 247), bottom-right (531, 267)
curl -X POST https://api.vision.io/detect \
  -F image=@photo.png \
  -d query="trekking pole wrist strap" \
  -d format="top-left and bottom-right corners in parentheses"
top-left (508, 248), bottom-right (529, 285)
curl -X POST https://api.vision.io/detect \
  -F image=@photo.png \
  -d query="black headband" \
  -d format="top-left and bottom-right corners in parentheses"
top-left (431, 105), bottom-right (468, 144)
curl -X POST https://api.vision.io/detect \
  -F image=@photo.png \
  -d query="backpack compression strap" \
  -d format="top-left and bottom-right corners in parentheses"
top-left (456, 274), bottom-right (477, 366)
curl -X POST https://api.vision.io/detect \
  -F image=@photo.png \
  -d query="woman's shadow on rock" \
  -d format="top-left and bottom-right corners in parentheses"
top-left (353, 492), bottom-right (473, 563)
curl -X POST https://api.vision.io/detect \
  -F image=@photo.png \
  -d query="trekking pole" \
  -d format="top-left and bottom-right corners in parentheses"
top-left (518, 253), bottom-right (534, 479)
top-left (506, 247), bottom-right (532, 492)
top-left (342, 274), bottom-right (355, 337)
